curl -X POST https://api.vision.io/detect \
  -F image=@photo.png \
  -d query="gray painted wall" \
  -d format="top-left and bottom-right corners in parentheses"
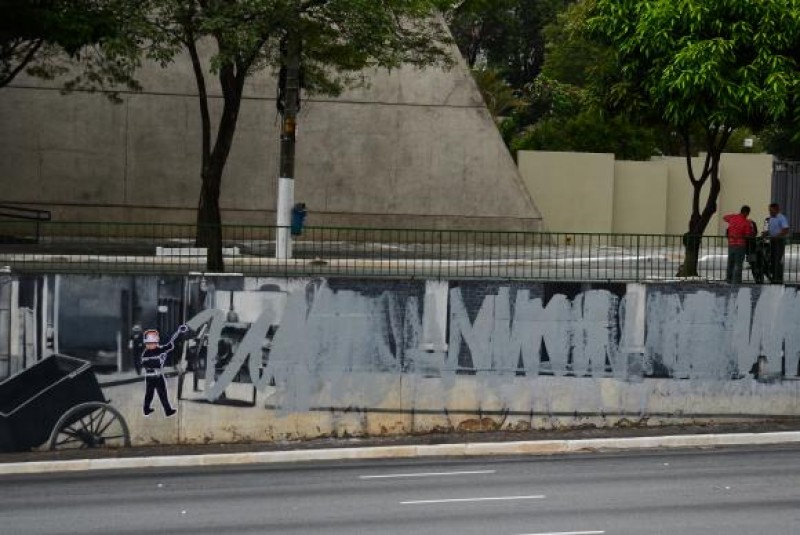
top-left (0, 43), bottom-right (541, 231)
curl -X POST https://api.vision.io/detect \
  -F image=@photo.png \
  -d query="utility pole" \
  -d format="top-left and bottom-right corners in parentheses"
top-left (276, 32), bottom-right (301, 260)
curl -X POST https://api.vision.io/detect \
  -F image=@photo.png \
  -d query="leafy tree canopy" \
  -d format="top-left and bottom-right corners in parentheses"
top-left (512, 108), bottom-right (658, 160)
top-left (0, 0), bottom-right (132, 88)
top-left (588, 0), bottom-right (800, 133)
top-left (447, 0), bottom-right (573, 88)
top-left (588, 0), bottom-right (800, 274)
top-left (127, 0), bottom-right (455, 96)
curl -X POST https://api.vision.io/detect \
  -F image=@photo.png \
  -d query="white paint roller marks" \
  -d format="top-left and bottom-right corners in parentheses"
top-left (447, 287), bottom-right (618, 377)
top-left (183, 282), bottom-right (800, 412)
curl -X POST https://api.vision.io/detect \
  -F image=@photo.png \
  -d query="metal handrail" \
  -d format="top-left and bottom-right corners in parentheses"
top-left (0, 204), bottom-right (51, 243)
top-left (0, 204), bottom-right (51, 221)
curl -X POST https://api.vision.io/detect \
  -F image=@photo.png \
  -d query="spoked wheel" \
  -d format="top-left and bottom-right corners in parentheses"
top-left (48, 402), bottom-right (131, 450)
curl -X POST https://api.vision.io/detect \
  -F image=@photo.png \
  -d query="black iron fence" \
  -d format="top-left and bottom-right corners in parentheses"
top-left (0, 221), bottom-right (796, 283)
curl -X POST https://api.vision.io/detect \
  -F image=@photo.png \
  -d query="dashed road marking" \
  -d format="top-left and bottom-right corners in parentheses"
top-left (517, 531), bottom-right (605, 535)
top-left (360, 469), bottom-right (496, 479)
top-left (401, 495), bottom-right (545, 505)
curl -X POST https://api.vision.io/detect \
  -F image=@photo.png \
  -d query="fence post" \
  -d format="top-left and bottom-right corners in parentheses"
top-left (636, 234), bottom-right (641, 282)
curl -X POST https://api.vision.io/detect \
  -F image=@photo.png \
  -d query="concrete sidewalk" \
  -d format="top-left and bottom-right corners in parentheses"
top-left (2, 422), bottom-right (800, 475)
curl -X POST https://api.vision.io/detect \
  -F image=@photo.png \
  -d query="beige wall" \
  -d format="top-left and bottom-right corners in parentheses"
top-left (718, 153), bottom-right (773, 235)
top-left (613, 161), bottom-right (668, 235)
top-left (517, 151), bottom-right (614, 233)
top-left (519, 151), bottom-right (773, 236)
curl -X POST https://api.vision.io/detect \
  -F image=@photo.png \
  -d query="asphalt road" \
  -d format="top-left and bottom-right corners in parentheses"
top-left (2, 446), bottom-right (799, 535)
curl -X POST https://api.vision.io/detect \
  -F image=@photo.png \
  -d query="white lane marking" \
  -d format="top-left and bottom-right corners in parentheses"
top-left (401, 495), bottom-right (545, 505)
top-left (360, 470), bottom-right (496, 479)
top-left (517, 532), bottom-right (605, 535)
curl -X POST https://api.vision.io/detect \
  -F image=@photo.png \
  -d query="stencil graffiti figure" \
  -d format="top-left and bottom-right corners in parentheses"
top-left (136, 325), bottom-right (189, 417)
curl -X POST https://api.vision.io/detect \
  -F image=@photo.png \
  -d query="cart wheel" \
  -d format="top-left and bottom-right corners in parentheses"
top-left (48, 402), bottom-right (131, 450)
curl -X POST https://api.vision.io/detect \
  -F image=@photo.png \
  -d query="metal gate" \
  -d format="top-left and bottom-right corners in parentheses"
top-left (771, 159), bottom-right (800, 233)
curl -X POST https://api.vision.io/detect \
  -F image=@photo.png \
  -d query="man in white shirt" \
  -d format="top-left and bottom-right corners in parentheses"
top-left (763, 202), bottom-right (790, 283)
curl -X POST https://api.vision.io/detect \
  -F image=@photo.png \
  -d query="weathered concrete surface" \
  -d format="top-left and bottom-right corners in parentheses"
top-left (98, 374), bottom-right (800, 447)
top-left (0, 42), bottom-right (541, 231)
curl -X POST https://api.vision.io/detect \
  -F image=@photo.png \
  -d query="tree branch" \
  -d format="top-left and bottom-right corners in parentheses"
top-left (186, 37), bottom-right (211, 168)
top-left (681, 129), bottom-right (699, 185)
top-left (0, 39), bottom-right (43, 88)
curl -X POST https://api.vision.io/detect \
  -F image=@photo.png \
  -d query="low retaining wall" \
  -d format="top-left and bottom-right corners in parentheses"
top-left (1, 274), bottom-right (798, 447)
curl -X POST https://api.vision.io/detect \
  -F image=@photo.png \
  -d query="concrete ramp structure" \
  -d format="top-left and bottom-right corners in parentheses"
top-left (0, 45), bottom-right (541, 231)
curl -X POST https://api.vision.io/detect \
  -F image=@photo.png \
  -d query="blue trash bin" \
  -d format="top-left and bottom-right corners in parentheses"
top-left (291, 203), bottom-right (307, 236)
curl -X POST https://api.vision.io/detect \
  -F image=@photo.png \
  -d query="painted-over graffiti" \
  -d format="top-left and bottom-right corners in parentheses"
top-left (646, 286), bottom-right (800, 380)
top-left (181, 281), bottom-right (800, 411)
top-left (447, 287), bottom-right (623, 377)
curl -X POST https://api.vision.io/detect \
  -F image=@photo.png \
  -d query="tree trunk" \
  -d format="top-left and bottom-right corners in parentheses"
top-left (676, 129), bottom-right (729, 277)
top-left (188, 43), bottom-right (246, 272)
top-left (677, 212), bottom-right (709, 277)
top-left (677, 173), bottom-right (720, 277)
top-left (196, 166), bottom-right (224, 272)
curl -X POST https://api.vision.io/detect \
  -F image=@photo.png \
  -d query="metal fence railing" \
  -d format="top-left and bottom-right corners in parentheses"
top-left (0, 204), bottom-right (51, 244)
top-left (0, 220), bottom-right (796, 283)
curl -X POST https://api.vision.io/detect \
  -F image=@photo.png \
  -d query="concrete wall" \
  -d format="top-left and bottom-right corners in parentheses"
top-left (517, 151), bottom-right (614, 234)
top-left (613, 161), bottom-right (668, 235)
top-left (519, 151), bottom-right (773, 235)
top-left (2, 274), bottom-right (799, 449)
top-left (718, 153), bottom-right (774, 235)
top-left (0, 45), bottom-right (541, 231)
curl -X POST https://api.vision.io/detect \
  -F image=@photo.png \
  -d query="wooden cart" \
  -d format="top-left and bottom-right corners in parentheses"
top-left (0, 355), bottom-right (130, 452)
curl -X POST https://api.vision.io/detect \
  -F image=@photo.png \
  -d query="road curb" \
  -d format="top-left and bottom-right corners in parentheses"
top-left (2, 431), bottom-right (800, 475)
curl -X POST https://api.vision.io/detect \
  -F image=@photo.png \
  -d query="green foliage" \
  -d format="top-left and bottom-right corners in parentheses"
top-left (724, 128), bottom-right (765, 154)
top-left (517, 75), bottom-right (584, 122)
top-left (447, 0), bottom-right (574, 88)
top-left (761, 123), bottom-right (800, 160)
top-left (121, 0), bottom-right (454, 97)
top-left (0, 0), bottom-right (133, 89)
top-left (588, 0), bottom-right (800, 132)
top-left (471, 67), bottom-right (526, 119)
top-left (541, 0), bottom-right (610, 89)
top-left (588, 0), bottom-right (800, 272)
top-left (512, 108), bottom-right (658, 160)
top-left (454, 0), bottom-right (667, 161)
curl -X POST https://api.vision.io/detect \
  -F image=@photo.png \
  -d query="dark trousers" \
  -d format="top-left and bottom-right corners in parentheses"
top-left (144, 375), bottom-right (173, 412)
top-left (770, 239), bottom-right (786, 283)
top-left (727, 245), bottom-right (746, 283)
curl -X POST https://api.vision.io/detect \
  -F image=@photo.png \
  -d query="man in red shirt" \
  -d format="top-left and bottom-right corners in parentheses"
top-left (723, 205), bottom-right (755, 283)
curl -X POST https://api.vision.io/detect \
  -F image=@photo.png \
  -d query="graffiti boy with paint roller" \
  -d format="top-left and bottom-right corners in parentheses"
top-left (136, 324), bottom-right (190, 417)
